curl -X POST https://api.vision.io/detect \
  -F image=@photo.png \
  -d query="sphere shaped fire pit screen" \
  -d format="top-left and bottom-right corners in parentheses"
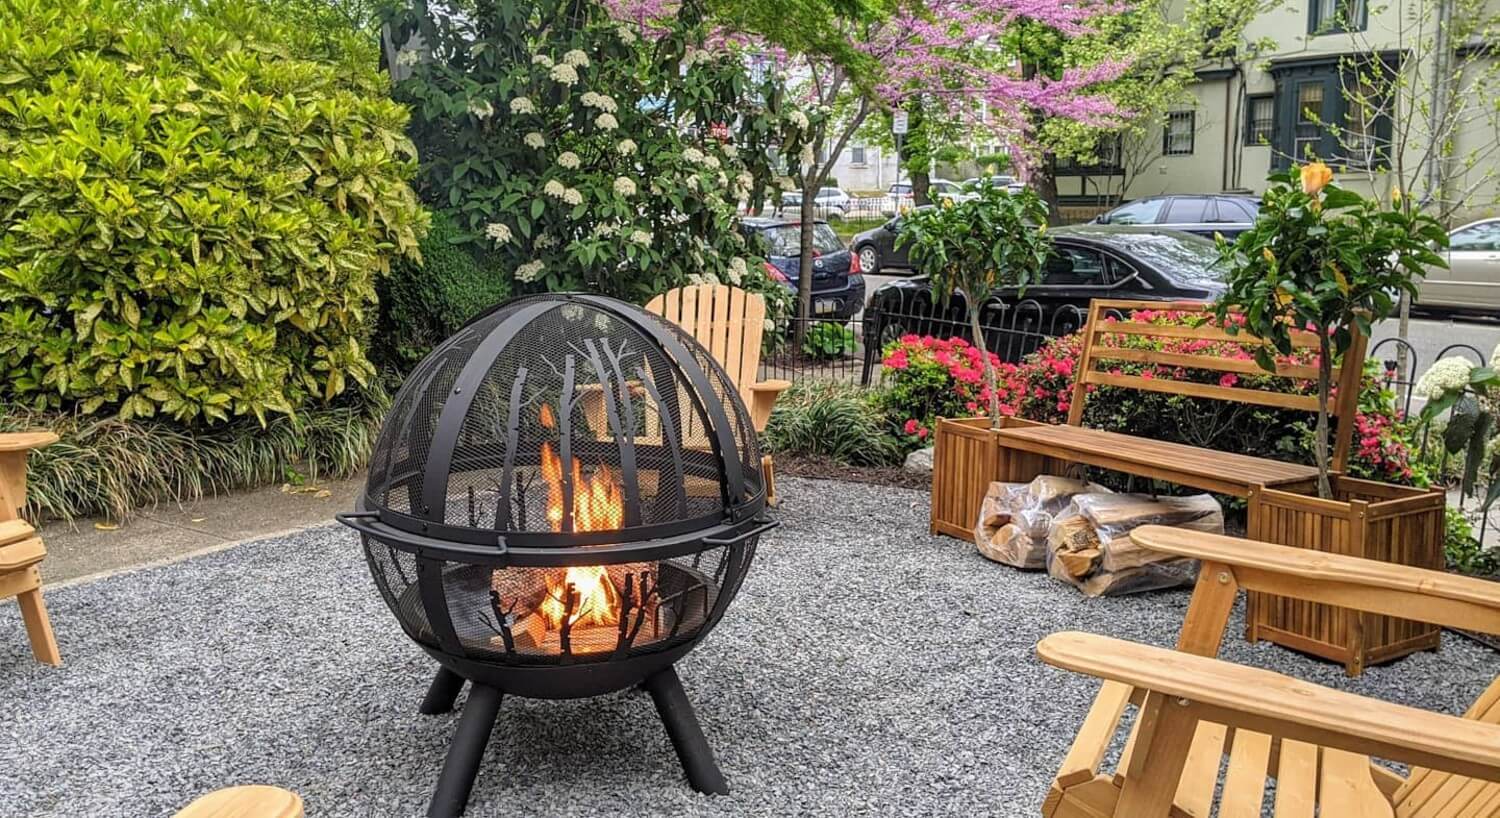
top-left (339, 293), bottom-right (774, 817)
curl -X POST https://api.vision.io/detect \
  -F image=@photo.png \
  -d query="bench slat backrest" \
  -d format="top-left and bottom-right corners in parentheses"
top-left (1066, 299), bottom-right (1366, 473)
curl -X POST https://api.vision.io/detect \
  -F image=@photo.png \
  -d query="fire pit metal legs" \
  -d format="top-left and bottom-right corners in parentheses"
top-left (644, 665), bottom-right (729, 796)
top-left (428, 683), bottom-right (504, 818)
top-left (419, 666), bottom-right (467, 715)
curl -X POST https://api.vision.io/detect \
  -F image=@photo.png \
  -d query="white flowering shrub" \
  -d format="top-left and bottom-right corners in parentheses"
top-left (387, 0), bottom-right (779, 304)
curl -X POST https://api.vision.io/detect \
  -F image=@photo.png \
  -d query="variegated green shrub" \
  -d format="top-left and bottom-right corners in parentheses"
top-left (0, 0), bottom-right (427, 424)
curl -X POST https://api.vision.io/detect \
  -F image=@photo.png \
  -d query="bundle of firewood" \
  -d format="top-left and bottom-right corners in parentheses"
top-left (974, 475), bottom-right (1108, 569)
top-left (1047, 493), bottom-right (1222, 596)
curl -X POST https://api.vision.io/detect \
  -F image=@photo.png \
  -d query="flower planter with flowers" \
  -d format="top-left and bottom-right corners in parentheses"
top-left (1213, 162), bottom-right (1451, 675)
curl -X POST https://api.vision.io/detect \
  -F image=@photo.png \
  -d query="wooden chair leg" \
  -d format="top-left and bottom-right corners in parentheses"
top-left (17, 586), bottom-right (60, 666)
top-left (762, 454), bottom-right (777, 507)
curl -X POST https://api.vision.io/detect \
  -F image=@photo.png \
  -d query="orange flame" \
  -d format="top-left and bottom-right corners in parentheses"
top-left (539, 403), bottom-right (556, 429)
top-left (536, 441), bottom-right (627, 632)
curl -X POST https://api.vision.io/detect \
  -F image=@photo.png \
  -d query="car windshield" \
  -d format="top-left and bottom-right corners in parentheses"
top-left (1114, 232), bottom-right (1223, 282)
top-left (1106, 198), bottom-right (1166, 225)
top-left (756, 224), bottom-right (845, 256)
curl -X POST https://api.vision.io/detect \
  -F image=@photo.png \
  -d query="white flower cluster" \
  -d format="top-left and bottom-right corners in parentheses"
top-left (685, 174), bottom-right (700, 191)
top-left (594, 222), bottom-right (618, 238)
top-left (534, 233), bottom-right (558, 249)
top-left (1491, 341), bottom-right (1500, 367)
top-left (613, 176), bottom-right (636, 197)
top-left (484, 222), bottom-right (511, 244)
top-left (787, 110), bottom-right (809, 130)
top-left (510, 97), bottom-right (535, 115)
top-left (778, 177), bottom-right (796, 191)
top-left (516, 260), bottom-right (546, 283)
top-left (1415, 356), bottom-right (1475, 401)
top-left (396, 49), bottom-right (422, 67)
top-left (595, 113), bottom-right (618, 130)
top-left (722, 144), bottom-right (737, 159)
top-left (727, 257), bottom-right (747, 285)
top-left (681, 46), bottom-right (715, 67)
top-left (687, 272), bottom-right (720, 286)
top-left (580, 92), bottom-right (618, 113)
top-left (562, 50), bottom-right (590, 68)
top-left (525, 132), bottom-right (546, 149)
top-left (549, 63), bottom-right (579, 86)
top-left (561, 187), bottom-right (583, 206)
top-left (701, 154), bottom-right (720, 170)
top-left (682, 147), bottom-right (705, 163)
top-left (467, 99), bottom-right (494, 119)
top-left (532, 54), bottom-right (554, 68)
top-left (799, 144), bottom-right (815, 169)
top-left (544, 179), bottom-right (567, 199)
top-left (762, 317), bottom-right (776, 332)
top-left (629, 229), bottom-right (653, 246)
top-left (616, 139), bottom-right (637, 156)
top-left (557, 151), bottom-right (580, 169)
top-left (616, 23), bottom-right (637, 44)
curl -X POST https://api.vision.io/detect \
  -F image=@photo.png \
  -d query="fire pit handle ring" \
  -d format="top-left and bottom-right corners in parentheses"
top-left (701, 518), bottom-right (778, 547)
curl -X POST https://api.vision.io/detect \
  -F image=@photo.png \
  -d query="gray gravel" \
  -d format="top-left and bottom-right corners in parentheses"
top-left (1, 476), bottom-right (1495, 817)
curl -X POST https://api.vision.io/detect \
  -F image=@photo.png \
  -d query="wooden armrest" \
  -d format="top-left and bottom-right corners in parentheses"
top-left (1130, 526), bottom-right (1500, 635)
top-left (751, 379), bottom-right (791, 394)
top-left (0, 537), bottom-right (46, 571)
top-left (0, 432), bottom-right (58, 453)
top-left (1038, 631), bottom-right (1500, 783)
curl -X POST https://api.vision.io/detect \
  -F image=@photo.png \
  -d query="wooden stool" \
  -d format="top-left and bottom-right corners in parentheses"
top-left (0, 431), bottom-right (59, 666)
top-left (174, 786), bottom-right (304, 818)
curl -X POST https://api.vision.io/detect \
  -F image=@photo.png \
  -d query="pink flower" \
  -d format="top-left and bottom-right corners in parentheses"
top-left (917, 427), bottom-right (929, 439)
top-left (903, 418), bottom-right (919, 435)
top-left (1219, 373), bottom-right (1238, 388)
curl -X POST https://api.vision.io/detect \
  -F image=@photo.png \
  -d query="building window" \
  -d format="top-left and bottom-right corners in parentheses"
top-left (1269, 55), bottom-right (1396, 169)
top-left (1294, 82), bottom-right (1325, 160)
top-left (850, 145), bottom-right (866, 166)
top-left (1310, 0), bottom-right (1366, 33)
top-left (1163, 111), bottom-right (1195, 156)
top-left (1246, 95), bottom-right (1274, 144)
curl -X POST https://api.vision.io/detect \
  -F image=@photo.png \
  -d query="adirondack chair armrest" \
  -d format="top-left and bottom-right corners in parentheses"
top-left (0, 432), bottom-right (58, 453)
top-left (1038, 631), bottom-right (1500, 784)
top-left (748, 379), bottom-right (791, 433)
top-left (1131, 525), bottom-right (1500, 636)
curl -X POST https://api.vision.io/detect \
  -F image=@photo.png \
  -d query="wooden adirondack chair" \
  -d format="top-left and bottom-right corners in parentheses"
top-left (645, 284), bottom-right (790, 504)
top-left (1039, 525), bottom-right (1500, 818)
top-left (175, 786), bottom-right (304, 818)
top-left (1, 431), bottom-right (61, 666)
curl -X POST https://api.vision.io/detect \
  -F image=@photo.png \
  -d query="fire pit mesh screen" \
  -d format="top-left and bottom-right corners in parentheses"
top-left (364, 296), bottom-right (762, 536)
top-left (364, 539), bottom-right (751, 661)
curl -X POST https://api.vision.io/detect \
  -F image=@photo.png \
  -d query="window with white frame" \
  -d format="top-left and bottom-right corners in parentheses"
top-left (850, 145), bottom-right (867, 165)
top-left (1163, 111), bottom-right (1195, 156)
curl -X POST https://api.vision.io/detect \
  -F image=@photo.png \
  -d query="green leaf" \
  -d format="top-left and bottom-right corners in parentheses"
top-left (1463, 410), bottom-right (1494, 497)
top-left (1445, 395), bottom-right (1482, 454)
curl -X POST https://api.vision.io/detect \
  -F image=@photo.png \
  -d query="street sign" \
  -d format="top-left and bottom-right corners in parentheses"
top-left (892, 111), bottom-right (909, 135)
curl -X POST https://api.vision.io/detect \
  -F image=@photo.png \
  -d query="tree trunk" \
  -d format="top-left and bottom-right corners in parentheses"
top-left (795, 181), bottom-right (816, 346)
top-left (912, 169), bottom-right (931, 207)
top-left (1315, 333), bottom-right (1334, 500)
top-left (1032, 155), bottom-right (1063, 226)
top-left (970, 301), bottom-right (1002, 429)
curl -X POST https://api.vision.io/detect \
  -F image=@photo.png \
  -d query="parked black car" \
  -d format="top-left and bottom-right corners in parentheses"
top-left (863, 225), bottom-right (1225, 359)
top-left (740, 217), bottom-right (865, 320)
top-left (1090, 194), bottom-right (1260, 239)
top-left (850, 206), bottom-right (933, 274)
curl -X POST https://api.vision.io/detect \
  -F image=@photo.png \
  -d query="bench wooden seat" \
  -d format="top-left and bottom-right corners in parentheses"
top-left (995, 424), bottom-right (1319, 497)
top-left (993, 298), bottom-right (1364, 498)
top-left (1040, 526), bottom-right (1500, 818)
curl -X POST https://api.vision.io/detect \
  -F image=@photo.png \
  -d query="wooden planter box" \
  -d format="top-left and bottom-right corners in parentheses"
top-left (930, 416), bottom-right (1062, 540)
top-left (1246, 476), bottom-right (1447, 676)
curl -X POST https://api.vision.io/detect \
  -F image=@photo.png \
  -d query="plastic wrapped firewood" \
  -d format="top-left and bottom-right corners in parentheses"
top-left (1046, 492), bottom-right (1219, 597)
top-left (975, 476), bottom-right (1106, 569)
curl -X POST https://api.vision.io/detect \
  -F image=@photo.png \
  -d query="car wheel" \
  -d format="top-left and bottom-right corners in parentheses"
top-left (858, 245), bottom-right (880, 274)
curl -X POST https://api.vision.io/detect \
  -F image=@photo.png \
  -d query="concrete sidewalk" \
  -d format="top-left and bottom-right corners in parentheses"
top-left (35, 475), bottom-right (365, 586)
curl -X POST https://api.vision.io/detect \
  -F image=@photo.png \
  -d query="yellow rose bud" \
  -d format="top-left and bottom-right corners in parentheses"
top-left (1262, 247), bottom-right (1276, 264)
top-left (1300, 161), bottom-right (1333, 196)
top-left (1276, 291), bottom-right (1293, 307)
top-left (1391, 186), bottom-right (1402, 204)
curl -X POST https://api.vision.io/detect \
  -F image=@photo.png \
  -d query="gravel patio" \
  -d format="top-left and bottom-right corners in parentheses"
top-left (2, 476), bottom-right (1495, 817)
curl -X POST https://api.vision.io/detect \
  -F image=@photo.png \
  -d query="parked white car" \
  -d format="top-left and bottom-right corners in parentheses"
top-left (882, 179), bottom-right (977, 215)
top-left (779, 186), bottom-right (852, 219)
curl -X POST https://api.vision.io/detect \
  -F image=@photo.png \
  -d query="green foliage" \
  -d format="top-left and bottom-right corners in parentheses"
top-left (897, 185), bottom-right (1050, 425)
top-left (373, 213), bottom-right (511, 374)
top-left (764, 382), bottom-right (903, 467)
top-left (389, 0), bottom-right (774, 302)
top-left (1416, 359), bottom-right (1500, 508)
top-left (0, 0), bottom-right (426, 426)
top-left (1, 389), bottom-right (388, 523)
top-left (800, 322), bottom-right (856, 359)
top-left (1444, 507), bottom-right (1498, 576)
top-left (1214, 163), bottom-right (1446, 496)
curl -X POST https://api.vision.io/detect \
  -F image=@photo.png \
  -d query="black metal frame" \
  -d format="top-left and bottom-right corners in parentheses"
top-left (343, 293), bottom-right (772, 817)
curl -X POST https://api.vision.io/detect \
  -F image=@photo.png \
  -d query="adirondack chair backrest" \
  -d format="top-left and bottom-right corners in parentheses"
top-left (645, 284), bottom-right (768, 408)
top-left (1396, 676), bottom-right (1500, 816)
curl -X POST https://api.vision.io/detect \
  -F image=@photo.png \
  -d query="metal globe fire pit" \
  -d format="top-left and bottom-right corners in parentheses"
top-left (338, 294), bottom-right (773, 817)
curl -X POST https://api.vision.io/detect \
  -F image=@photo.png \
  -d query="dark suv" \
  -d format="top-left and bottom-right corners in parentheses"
top-left (1091, 194), bottom-right (1260, 239)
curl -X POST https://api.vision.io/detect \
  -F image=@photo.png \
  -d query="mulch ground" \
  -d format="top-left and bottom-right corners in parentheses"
top-left (772, 452), bottom-right (932, 491)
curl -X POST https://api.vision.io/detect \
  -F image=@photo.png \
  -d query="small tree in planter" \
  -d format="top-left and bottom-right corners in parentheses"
top-left (896, 185), bottom-right (1051, 428)
top-left (1213, 162), bottom-right (1448, 499)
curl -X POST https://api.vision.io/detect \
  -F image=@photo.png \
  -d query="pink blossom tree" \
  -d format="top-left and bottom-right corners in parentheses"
top-left (610, 0), bottom-right (1129, 333)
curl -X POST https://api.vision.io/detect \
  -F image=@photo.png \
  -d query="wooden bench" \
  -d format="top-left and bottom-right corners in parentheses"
top-left (994, 298), bottom-right (1365, 498)
top-left (1040, 526), bottom-right (1500, 818)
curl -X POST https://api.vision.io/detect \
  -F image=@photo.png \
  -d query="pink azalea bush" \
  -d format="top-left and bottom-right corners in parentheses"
top-left (879, 310), bottom-right (1421, 484)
